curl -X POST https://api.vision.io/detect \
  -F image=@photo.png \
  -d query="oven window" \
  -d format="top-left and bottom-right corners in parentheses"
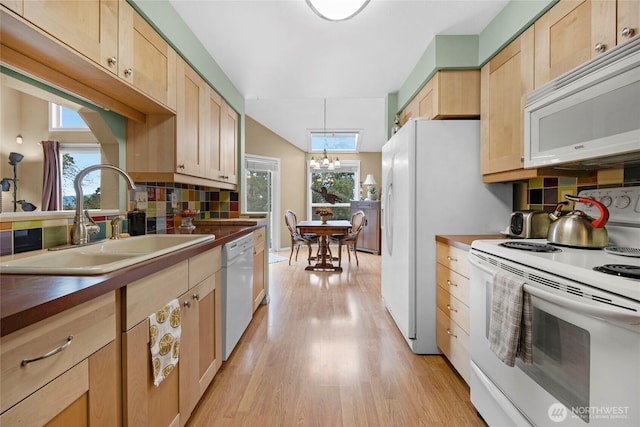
top-left (516, 307), bottom-right (591, 423)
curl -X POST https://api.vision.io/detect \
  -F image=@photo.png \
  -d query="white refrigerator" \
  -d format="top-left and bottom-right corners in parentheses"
top-left (381, 118), bottom-right (512, 354)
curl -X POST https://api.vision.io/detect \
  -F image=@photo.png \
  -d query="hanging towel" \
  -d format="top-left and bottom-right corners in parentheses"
top-left (488, 272), bottom-right (533, 366)
top-left (149, 299), bottom-right (181, 387)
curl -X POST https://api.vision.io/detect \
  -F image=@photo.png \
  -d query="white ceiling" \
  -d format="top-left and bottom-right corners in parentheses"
top-left (168, 0), bottom-right (509, 152)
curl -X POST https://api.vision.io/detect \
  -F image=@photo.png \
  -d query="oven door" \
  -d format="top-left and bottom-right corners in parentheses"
top-left (469, 251), bottom-right (640, 427)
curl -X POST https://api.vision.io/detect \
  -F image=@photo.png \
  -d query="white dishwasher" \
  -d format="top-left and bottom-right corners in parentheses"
top-left (222, 233), bottom-right (254, 360)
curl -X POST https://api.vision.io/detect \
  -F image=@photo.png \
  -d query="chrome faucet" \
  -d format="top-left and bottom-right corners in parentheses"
top-left (71, 164), bottom-right (136, 245)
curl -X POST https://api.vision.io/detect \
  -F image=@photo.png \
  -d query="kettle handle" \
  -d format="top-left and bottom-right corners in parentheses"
top-left (565, 195), bottom-right (609, 228)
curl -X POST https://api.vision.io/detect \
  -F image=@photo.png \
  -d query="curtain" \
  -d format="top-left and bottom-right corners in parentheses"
top-left (41, 140), bottom-right (62, 211)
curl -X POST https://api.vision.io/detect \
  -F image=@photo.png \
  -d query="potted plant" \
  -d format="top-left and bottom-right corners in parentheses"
top-left (315, 207), bottom-right (333, 224)
top-left (367, 186), bottom-right (377, 201)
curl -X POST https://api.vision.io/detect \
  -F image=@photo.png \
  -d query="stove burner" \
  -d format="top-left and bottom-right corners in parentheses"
top-left (499, 241), bottom-right (561, 252)
top-left (593, 264), bottom-right (640, 279)
top-left (604, 246), bottom-right (640, 258)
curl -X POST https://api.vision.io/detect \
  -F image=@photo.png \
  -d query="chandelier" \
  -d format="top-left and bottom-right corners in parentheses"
top-left (305, 0), bottom-right (371, 22)
top-left (310, 99), bottom-right (340, 170)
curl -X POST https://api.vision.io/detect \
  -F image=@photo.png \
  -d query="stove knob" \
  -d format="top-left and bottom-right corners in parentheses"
top-left (599, 195), bottom-right (612, 207)
top-left (614, 195), bottom-right (631, 209)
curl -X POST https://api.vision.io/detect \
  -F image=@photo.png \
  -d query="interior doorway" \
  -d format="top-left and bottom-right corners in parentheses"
top-left (244, 155), bottom-right (280, 250)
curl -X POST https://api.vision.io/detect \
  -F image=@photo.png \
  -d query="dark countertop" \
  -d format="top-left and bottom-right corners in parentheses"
top-left (1, 224), bottom-right (265, 337)
top-left (435, 234), bottom-right (505, 250)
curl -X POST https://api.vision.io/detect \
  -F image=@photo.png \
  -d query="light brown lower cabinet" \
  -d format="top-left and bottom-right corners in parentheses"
top-left (0, 292), bottom-right (117, 426)
top-left (435, 241), bottom-right (471, 383)
top-left (252, 228), bottom-right (266, 312)
top-left (121, 248), bottom-right (222, 427)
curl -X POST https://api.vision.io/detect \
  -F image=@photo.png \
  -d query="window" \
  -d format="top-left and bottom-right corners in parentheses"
top-left (309, 131), bottom-right (359, 152)
top-left (50, 103), bottom-right (89, 130)
top-left (60, 144), bottom-right (101, 210)
top-left (308, 161), bottom-right (359, 220)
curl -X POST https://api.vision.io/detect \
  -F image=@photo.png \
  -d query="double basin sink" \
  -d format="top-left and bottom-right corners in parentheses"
top-left (0, 234), bottom-right (214, 275)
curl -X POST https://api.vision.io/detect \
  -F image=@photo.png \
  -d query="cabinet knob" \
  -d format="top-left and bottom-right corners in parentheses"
top-left (447, 304), bottom-right (458, 313)
top-left (183, 300), bottom-right (192, 308)
top-left (446, 329), bottom-right (458, 339)
top-left (107, 56), bottom-right (117, 67)
top-left (594, 43), bottom-right (606, 53)
top-left (124, 67), bottom-right (133, 77)
top-left (192, 293), bottom-right (200, 301)
top-left (178, 164), bottom-right (185, 170)
top-left (621, 27), bottom-right (635, 38)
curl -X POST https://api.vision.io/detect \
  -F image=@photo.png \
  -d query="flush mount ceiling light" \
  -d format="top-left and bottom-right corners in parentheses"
top-left (305, 0), bottom-right (371, 22)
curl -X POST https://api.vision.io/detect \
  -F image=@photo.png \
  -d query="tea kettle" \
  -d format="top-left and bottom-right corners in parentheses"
top-left (547, 195), bottom-right (610, 248)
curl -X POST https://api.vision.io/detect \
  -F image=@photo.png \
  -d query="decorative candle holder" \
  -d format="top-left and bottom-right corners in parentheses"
top-left (179, 210), bottom-right (199, 230)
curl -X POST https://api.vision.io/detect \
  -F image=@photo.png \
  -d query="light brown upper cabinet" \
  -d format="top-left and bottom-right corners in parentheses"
top-left (18, 0), bottom-right (118, 74)
top-left (480, 27), bottom-right (535, 178)
top-left (118, 0), bottom-right (177, 110)
top-left (534, 0), bottom-right (618, 88)
top-left (127, 58), bottom-right (238, 189)
top-left (176, 58), bottom-right (207, 178)
top-left (0, 0), bottom-right (176, 119)
top-left (617, 0), bottom-right (640, 46)
top-left (399, 70), bottom-right (480, 126)
top-left (218, 103), bottom-right (239, 185)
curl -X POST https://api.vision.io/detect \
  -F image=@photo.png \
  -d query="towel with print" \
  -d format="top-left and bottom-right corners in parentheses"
top-left (149, 299), bottom-right (181, 386)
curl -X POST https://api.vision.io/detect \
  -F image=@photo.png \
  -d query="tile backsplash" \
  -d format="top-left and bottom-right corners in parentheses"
top-left (518, 166), bottom-right (640, 211)
top-left (0, 182), bottom-right (239, 256)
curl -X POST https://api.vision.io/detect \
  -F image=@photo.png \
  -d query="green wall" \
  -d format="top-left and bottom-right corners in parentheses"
top-left (392, 0), bottom-right (557, 118)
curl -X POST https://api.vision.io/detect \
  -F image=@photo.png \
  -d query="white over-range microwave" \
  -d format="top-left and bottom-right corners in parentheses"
top-left (524, 36), bottom-right (640, 169)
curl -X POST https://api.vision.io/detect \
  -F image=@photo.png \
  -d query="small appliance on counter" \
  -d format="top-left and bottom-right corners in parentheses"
top-left (127, 208), bottom-right (146, 236)
top-left (508, 210), bottom-right (551, 238)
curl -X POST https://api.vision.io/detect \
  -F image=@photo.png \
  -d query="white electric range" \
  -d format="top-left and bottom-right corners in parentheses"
top-left (469, 186), bottom-right (640, 427)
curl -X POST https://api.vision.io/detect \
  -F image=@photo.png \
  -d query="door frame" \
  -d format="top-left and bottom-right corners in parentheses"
top-left (243, 154), bottom-right (280, 250)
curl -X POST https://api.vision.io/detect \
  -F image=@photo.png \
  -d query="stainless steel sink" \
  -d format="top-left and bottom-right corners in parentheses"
top-left (0, 234), bottom-right (214, 275)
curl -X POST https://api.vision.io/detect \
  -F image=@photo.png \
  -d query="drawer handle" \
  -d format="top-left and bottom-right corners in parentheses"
top-left (447, 304), bottom-right (458, 313)
top-left (184, 300), bottom-right (192, 308)
top-left (21, 336), bottom-right (73, 366)
top-left (447, 280), bottom-right (458, 287)
top-left (192, 293), bottom-right (200, 301)
top-left (446, 329), bottom-right (458, 339)
top-left (447, 255), bottom-right (458, 262)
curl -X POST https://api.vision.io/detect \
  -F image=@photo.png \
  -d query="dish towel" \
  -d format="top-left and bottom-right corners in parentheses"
top-left (488, 272), bottom-right (533, 367)
top-left (149, 299), bottom-right (181, 387)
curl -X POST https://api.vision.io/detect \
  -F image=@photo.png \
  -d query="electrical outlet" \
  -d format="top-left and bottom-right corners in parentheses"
top-left (134, 191), bottom-right (148, 210)
top-left (171, 192), bottom-right (179, 209)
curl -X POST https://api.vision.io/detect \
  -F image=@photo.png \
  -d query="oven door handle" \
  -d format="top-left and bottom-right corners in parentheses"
top-left (524, 284), bottom-right (640, 325)
top-left (470, 254), bottom-right (640, 325)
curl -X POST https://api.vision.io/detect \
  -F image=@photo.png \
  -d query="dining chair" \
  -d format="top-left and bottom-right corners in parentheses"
top-left (284, 209), bottom-right (319, 265)
top-left (329, 210), bottom-right (366, 267)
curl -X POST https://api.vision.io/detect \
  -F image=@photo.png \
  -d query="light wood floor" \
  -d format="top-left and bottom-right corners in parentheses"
top-left (187, 249), bottom-right (486, 426)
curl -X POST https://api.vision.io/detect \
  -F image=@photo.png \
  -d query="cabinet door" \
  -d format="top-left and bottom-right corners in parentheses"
top-left (534, 0), bottom-right (616, 88)
top-left (253, 240), bottom-right (266, 312)
top-left (119, 0), bottom-right (177, 109)
top-left (179, 273), bottom-right (222, 424)
top-left (480, 27), bottom-right (534, 175)
top-left (0, 342), bottom-right (117, 427)
top-left (176, 58), bottom-right (206, 178)
top-left (204, 86), bottom-right (224, 181)
top-left (618, 0), bottom-right (640, 46)
top-left (21, 0), bottom-right (118, 73)
top-left (220, 103), bottom-right (238, 184)
top-left (122, 319), bottom-right (180, 427)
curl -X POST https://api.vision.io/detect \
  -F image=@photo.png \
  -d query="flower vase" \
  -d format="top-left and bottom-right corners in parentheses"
top-left (321, 215), bottom-right (328, 224)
